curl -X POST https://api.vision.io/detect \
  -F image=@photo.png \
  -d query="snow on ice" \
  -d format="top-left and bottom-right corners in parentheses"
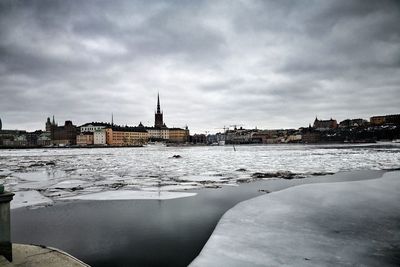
top-left (11, 191), bottom-right (53, 209)
top-left (190, 171), bottom-right (400, 267)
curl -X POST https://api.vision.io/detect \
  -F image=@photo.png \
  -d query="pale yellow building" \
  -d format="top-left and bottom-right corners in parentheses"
top-left (105, 126), bottom-right (149, 146)
top-left (76, 132), bottom-right (94, 146)
top-left (370, 116), bottom-right (386, 126)
top-left (146, 127), bottom-right (169, 140)
top-left (168, 128), bottom-right (189, 143)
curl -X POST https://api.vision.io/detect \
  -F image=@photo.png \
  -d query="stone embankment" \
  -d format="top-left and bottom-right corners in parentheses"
top-left (0, 244), bottom-right (89, 267)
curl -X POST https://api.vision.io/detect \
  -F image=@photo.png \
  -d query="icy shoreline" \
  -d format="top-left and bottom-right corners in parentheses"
top-left (190, 171), bottom-right (400, 266)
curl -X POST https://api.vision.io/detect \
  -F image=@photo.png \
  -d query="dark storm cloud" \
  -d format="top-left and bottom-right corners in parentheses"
top-left (0, 0), bottom-right (399, 133)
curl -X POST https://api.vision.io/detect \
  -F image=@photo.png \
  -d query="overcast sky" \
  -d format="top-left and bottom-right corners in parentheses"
top-left (0, 0), bottom-right (399, 133)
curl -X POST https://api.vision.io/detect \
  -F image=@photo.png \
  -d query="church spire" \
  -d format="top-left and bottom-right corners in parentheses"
top-left (155, 92), bottom-right (164, 127)
top-left (157, 92), bottom-right (161, 114)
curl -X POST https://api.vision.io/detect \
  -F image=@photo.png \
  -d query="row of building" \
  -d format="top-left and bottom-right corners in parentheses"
top-left (73, 122), bottom-right (189, 147)
top-left (1, 110), bottom-right (399, 147)
top-left (312, 114), bottom-right (400, 130)
top-left (205, 114), bottom-right (400, 145)
top-left (0, 95), bottom-right (190, 147)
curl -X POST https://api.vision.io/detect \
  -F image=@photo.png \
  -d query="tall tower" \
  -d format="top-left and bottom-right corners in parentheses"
top-left (45, 117), bottom-right (51, 132)
top-left (0, 117), bottom-right (2, 130)
top-left (154, 93), bottom-right (164, 127)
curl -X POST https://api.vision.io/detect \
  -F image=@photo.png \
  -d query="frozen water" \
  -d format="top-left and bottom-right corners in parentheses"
top-left (1, 143), bottom-right (400, 208)
top-left (60, 190), bottom-right (197, 200)
top-left (190, 171), bottom-right (400, 267)
top-left (11, 191), bottom-right (53, 209)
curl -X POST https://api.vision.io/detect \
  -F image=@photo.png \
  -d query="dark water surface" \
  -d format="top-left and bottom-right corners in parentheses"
top-left (11, 170), bottom-right (384, 267)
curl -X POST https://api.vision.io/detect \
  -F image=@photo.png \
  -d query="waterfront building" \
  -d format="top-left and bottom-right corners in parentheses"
top-left (250, 129), bottom-right (295, 144)
top-left (251, 130), bottom-right (277, 144)
top-left (76, 132), bottom-right (94, 146)
top-left (146, 127), bottom-right (169, 140)
top-left (145, 94), bottom-right (189, 143)
top-left (191, 134), bottom-right (207, 144)
top-left (169, 127), bottom-right (190, 143)
top-left (3, 133), bottom-right (27, 147)
top-left (0, 130), bottom-right (27, 147)
top-left (79, 122), bottom-right (109, 145)
top-left (94, 129), bottom-right (107, 145)
top-left (370, 116), bottom-right (385, 126)
top-left (286, 134), bottom-right (302, 143)
top-left (339, 119), bottom-right (368, 128)
top-left (301, 128), bottom-right (321, 143)
top-left (80, 122), bottom-right (109, 133)
top-left (385, 114), bottom-right (400, 125)
top-left (370, 114), bottom-right (400, 126)
top-left (0, 117), bottom-right (28, 147)
top-left (51, 120), bottom-right (78, 146)
top-left (26, 130), bottom-right (44, 146)
top-left (105, 126), bottom-right (148, 146)
top-left (313, 117), bottom-right (338, 130)
top-left (37, 132), bottom-right (51, 146)
top-left (207, 132), bottom-right (225, 145)
top-left (225, 128), bottom-right (259, 144)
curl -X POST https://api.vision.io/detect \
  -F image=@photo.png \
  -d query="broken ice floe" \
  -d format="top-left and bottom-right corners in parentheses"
top-left (191, 171), bottom-right (400, 267)
top-left (11, 191), bottom-right (53, 209)
top-left (1, 144), bottom-right (400, 209)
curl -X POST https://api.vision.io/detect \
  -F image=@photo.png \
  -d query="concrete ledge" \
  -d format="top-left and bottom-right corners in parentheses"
top-left (0, 244), bottom-right (89, 267)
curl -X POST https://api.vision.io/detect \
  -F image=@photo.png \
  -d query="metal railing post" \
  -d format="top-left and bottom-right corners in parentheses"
top-left (0, 185), bottom-right (14, 262)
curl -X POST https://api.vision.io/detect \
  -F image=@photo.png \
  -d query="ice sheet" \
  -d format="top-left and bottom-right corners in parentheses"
top-left (60, 190), bottom-right (197, 200)
top-left (191, 171), bottom-right (400, 267)
top-left (11, 191), bottom-right (53, 209)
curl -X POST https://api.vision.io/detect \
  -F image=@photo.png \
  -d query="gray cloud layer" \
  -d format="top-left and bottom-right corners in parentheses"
top-left (1, 0), bottom-right (399, 133)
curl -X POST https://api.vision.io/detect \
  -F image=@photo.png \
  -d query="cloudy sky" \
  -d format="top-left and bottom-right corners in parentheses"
top-left (0, 0), bottom-right (399, 133)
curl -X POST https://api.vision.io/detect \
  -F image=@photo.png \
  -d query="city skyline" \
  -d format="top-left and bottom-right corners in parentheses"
top-left (1, 1), bottom-right (399, 133)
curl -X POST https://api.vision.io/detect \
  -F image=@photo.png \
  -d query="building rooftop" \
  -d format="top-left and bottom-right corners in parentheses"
top-left (80, 122), bottom-right (111, 127)
top-left (109, 126), bottom-right (148, 132)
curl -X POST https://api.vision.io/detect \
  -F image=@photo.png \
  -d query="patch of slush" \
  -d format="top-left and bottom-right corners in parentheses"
top-left (142, 184), bottom-right (200, 191)
top-left (179, 175), bottom-right (228, 182)
top-left (13, 170), bottom-right (65, 182)
top-left (11, 191), bottom-right (53, 209)
top-left (49, 179), bottom-right (89, 189)
top-left (60, 190), bottom-right (197, 201)
top-left (190, 171), bottom-right (400, 267)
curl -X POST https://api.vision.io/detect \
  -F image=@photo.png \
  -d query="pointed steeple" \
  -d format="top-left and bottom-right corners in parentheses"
top-left (154, 92), bottom-right (164, 127)
top-left (157, 92), bottom-right (161, 114)
top-left (111, 113), bottom-right (114, 126)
